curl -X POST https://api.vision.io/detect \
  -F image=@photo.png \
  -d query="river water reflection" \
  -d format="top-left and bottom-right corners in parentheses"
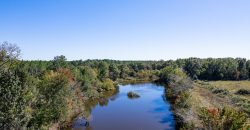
top-left (71, 83), bottom-right (175, 130)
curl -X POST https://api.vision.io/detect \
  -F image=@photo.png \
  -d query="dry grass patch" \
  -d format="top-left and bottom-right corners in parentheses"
top-left (209, 81), bottom-right (250, 95)
top-left (187, 82), bottom-right (250, 129)
top-left (203, 81), bottom-right (250, 114)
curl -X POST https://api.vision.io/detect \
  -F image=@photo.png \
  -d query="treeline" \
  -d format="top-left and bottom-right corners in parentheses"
top-left (179, 58), bottom-right (250, 80)
top-left (21, 58), bottom-right (250, 81)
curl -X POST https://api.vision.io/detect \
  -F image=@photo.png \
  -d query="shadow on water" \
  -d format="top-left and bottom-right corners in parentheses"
top-left (70, 83), bottom-right (175, 130)
top-left (69, 89), bottom-right (119, 130)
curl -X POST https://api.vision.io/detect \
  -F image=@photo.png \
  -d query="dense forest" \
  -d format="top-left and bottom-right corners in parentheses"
top-left (1, 42), bottom-right (250, 129)
top-left (20, 56), bottom-right (250, 81)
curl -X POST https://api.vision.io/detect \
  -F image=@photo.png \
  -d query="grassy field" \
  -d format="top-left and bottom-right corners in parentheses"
top-left (208, 81), bottom-right (250, 100)
top-left (199, 81), bottom-right (250, 113)
top-left (183, 80), bottom-right (250, 129)
top-left (209, 81), bottom-right (250, 94)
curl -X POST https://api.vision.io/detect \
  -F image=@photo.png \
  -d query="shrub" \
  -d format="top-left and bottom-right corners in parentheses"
top-left (159, 66), bottom-right (187, 84)
top-left (170, 76), bottom-right (193, 95)
top-left (212, 88), bottom-right (229, 95)
top-left (199, 107), bottom-right (249, 130)
top-left (101, 78), bottom-right (115, 91)
top-left (175, 91), bottom-right (191, 109)
top-left (57, 68), bottom-right (75, 82)
top-left (236, 89), bottom-right (250, 95)
top-left (180, 122), bottom-right (195, 130)
top-left (232, 96), bottom-right (250, 115)
top-left (85, 89), bottom-right (100, 100)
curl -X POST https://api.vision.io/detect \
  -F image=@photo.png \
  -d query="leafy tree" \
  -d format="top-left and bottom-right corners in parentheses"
top-left (159, 66), bottom-right (186, 84)
top-left (184, 58), bottom-right (203, 80)
top-left (109, 64), bottom-right (120, 81)
top-left (0, 41), bottom-right (21, 68)
top-left (0, 42), bottom-right (36, 129)
top-left (97, 61), bottom-right (109, 80)
top-left (78, 66), bottom-right (98, 91)
top-left (0, 70), bottom-right (35, 129)
top-left (119, 64), bottom-right (130, 79)
top-left (49, 55), bottom-right (68, 70)
top-left (247, 60), bottom-right (250, 78)
top-left (30, 71), bottom-right (70, 128)
top-left (81, 66), bottom-right (97, 81)
top-left (237, 58), bottom-right (248, 80)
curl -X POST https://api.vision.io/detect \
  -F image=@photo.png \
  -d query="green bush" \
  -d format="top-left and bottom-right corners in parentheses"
top-left (199, 107), bottom-right (249, 130)
top-left (232, 96), bottom-right (250, 115)
top-left (180, 122), bottom-right (195, 130)
top-left (236, 89), bottom-right (250, 95)
top-left (212, 88), bottom-right (229, 95)
top-left (175, 91), bottom-right (191, 109)
top-left (85, 89), bottom-right (100, 99)
top-left (101, 78), bottom-right (115, 91)
top-left (159, 66), bottom-right (187, 84)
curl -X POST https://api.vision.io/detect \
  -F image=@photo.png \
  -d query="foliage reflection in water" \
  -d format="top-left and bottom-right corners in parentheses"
top-left (71, 83), bottom-right (175, 130)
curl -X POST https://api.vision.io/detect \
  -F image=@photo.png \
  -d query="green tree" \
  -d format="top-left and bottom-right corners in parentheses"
top-left (0, 42), bottom-right (36, 129)
top-left (247, 60), bottom-right (250, 78)
top-left (97, 61), bottom-right (109, 80)
top-left (49, 55), bottom-right (68, 70)
top-left (0, 41), bottom-right (21, 68)
top-left (119, 64), bottom-right (130, 79)
top-left (78, 66), bottom-right (98, 90)
top-left (237, 58), bottom-right (248, 80)
top-left (0, 70), bottom-right (36, 129)
top-left (159, 66), bottom-right (187, 84)
top-left (109, 64), bottom-right (120, 81)
top-left (30, 71), bottom-right (70, 128)
top-left (184, 58), bottom-right (203, 80)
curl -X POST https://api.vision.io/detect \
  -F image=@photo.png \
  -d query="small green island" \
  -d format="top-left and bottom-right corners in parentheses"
top-left (127, 91), bottom-right (140, 98)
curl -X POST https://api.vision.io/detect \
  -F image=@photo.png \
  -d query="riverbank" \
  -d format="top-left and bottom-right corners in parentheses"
top-left (117, 77), bottom-right (158, 84)
top-left (173, 80), bottom-right (250, 129)
top-left (58, 81), bottom-right (119, 129)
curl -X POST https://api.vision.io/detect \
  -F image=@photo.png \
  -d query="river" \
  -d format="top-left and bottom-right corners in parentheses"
top-left (70, 83), bottom-right (175, 130)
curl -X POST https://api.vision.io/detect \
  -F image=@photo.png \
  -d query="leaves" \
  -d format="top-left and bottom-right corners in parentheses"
top-left (199, 107), bottom-right (249, 130)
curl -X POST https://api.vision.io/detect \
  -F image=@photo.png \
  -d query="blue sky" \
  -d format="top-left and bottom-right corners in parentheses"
top-left (0, 0), bottom-right (250, 60)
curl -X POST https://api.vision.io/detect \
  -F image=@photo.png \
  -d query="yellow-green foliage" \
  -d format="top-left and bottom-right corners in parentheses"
top-left (160, 66), bottom-right (187, 84)
top-left (199, 107), bottom-right (249, 130)
top-left (30, 70), bottom-right (70, 128)
top-left (179, 122), bottom-right (195, 130)
top-left (101, 78), bottom-right (115, 91)
top-left (175, 91), bottom-right (191, 109)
